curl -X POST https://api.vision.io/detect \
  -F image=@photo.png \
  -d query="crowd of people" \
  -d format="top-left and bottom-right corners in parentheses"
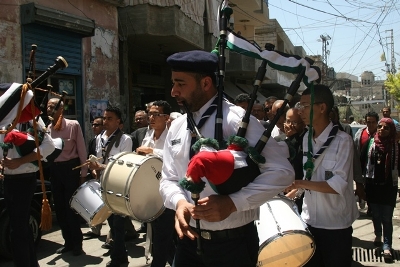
top-left (0, 49), bottom-right (399, 267)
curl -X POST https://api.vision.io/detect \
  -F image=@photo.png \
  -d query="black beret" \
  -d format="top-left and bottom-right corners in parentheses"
top-left (167, 50), bottom-right (218, 74)
top-left (0, 83), bottom-right (12, 91)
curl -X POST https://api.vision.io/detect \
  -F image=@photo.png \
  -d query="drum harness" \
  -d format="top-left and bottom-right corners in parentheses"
top-left (100, 128), bottom-right (123, 164)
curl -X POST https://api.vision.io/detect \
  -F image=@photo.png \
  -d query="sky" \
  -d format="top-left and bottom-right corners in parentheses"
top-left (266, 0), bottom-right (400, 81)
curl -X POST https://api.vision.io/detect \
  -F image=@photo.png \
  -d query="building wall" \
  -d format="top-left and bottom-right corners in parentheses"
top-left (0, 0), bottom-right (120, 139)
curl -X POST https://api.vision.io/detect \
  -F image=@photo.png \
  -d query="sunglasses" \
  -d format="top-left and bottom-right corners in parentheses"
top-left (377, 125), bottom-right (390, 130)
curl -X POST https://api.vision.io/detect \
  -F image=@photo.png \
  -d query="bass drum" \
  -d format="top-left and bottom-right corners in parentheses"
top-left (100, 152), bottom-right (165, 222)
top-left (256, 196), bottom-right (315, 267)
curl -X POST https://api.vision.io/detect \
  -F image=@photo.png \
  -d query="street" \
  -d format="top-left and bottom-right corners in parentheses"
top-left (0, 200), bottom-right (399, 267)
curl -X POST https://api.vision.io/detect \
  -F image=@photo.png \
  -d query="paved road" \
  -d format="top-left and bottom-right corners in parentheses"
top-left (1, 199), bottom-right (399, 267)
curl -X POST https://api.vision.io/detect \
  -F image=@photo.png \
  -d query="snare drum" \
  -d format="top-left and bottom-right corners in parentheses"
top-left (256, 196), bottom-right (315, 267)
top-left (100, 152), bottom-right (165, 222)
top-left (70, 179), bottom-right (112, 226)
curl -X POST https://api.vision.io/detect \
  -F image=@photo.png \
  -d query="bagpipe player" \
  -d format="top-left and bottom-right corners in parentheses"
top-left (159, 50), bottom-right (295, 267)
top-left (0, 83), bottom-right (56, 267)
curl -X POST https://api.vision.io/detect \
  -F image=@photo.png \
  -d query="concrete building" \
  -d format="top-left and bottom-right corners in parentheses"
top-left (0, 0), bottom-right (312, 133)
top-left (254, 19), bottom-right (307, 97)
top-left (331, 71), bottom-right (392, 122)
top-left (0, 0), bottom-right (121, 138)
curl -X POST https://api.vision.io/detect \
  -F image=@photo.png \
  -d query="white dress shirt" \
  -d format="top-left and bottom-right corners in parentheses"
top-left (140, 127), bottom-right (167, 159)
top-left (271, 125), bottom-right (286, 140)
top-left (160, 95), bottom-right (294, 231)
top-left (94, 129), bottom-right (132, 164)
top-left (301, 122), bottom-right (359, 229)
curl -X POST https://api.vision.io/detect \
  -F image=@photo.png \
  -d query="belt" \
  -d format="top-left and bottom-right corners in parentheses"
top-left (4, 172), bottom-right (36, 179)
top-left (53, 157), bottom-right (80, 166)
top-left (365, 178), bottom-right (386, 185)
top-left (200, 222), bottom-right (254, 240)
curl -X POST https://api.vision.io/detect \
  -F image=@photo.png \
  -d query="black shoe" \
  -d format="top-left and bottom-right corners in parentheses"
top-left (106, 259), bottom-right (129, 267)
top-left (101, 241), bottom-right (113, 250)
top-left (383, 249), bottom-right (393, 263)
top-left (83, 231), bottom-right (100, 238)
top-left (56, 246), bottom-right (73, 254)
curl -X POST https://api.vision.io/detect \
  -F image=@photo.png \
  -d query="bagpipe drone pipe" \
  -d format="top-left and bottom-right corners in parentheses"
top-left (0, 52), bottom-right (68, 166)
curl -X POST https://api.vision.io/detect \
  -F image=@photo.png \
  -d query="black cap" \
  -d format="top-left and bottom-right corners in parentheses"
top-left (167, 50), bottom-right (218, 74)
top-left (0, 83), bottom-right (12, 91)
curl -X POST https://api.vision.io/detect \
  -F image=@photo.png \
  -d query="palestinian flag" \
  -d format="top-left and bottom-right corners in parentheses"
top-left (216, 1), bottom-right (320, 86)
top-left (2, 117), bottom-right (64, 165)
top-left (0, 83), bottom-right (41, 128)
top-left (43, 137), bottom-right (64, 166)
top-left (4, 130), bottom-right (42, 157)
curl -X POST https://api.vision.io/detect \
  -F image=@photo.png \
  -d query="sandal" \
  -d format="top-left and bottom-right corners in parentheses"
top-left (383, 249), bottom-right (393, 263)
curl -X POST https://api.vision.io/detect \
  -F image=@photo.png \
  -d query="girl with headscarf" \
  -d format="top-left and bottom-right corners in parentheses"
top-left (361, 117), bottom-right (398, 263)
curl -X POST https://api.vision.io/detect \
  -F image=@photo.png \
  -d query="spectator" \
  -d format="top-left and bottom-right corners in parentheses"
top-left (233, 93), bottom-right (251, 111)
top-left (360, 118), bottom-right (398, 263)
top-left (271, 100), bottom-right (289, 141)
top-left (264, 96), bottom-right (278, 121)
top-left (330, 106), bottom-right (353, 137)
top-left (47, 97), bottom-right (87, 256)
top-left (134, 110), bottom-right (148, 129)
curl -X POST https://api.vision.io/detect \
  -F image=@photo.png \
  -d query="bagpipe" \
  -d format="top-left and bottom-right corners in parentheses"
top-left (0, 44), bottom-right (68, 230)
top-left (178, 0), bottom-right (321, 255)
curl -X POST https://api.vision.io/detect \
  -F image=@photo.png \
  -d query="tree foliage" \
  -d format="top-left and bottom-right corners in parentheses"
top-left (385, 72), bottom-right (400, 108)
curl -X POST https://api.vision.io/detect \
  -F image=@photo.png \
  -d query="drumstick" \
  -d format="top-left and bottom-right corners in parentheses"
top-left (72, 155), bottom-right (102, 170)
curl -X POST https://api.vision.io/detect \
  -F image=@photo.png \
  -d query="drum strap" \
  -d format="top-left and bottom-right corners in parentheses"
top-left (101, 129), bottom-right (123, 164)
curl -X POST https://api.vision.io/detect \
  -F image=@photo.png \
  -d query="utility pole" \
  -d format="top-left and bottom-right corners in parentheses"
top-left (384, 29), bottom-right (396, 112)
top-left (389, 29), bottom-right (396, 74)
top-left (319, 34), bottom-right (331, 84)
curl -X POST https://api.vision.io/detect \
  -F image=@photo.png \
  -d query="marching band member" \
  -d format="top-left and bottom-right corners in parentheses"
top-left (88, 106), bottom-right (132, 267)
top-left (287, 85), bottom-right (359, 267)
top-left (135, 100), bottom-right (176, 267)
top-left (0, 84), bottom-right (56, 267)
top-left (159, 50), bottom-right (294, 267)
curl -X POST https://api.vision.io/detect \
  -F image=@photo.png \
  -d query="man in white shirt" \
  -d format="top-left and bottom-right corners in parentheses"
top-left (287, 84), bottom-right (359, 267)
top-left (135, 100), bottom-right (176, 267)
top-left (160, 50), bottom-right (294, 267)
top-left (88, 106), bottom-right (132, 267)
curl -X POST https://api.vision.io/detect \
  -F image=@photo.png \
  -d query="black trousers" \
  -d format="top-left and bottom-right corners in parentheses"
top-left (4, 173), bottom-right (38, 267)
top-left (304, 225), bottom-right (353, 267)
top-left (151, 208), bottom-right (176, 267)
top-left (108, 214), bottom-right (128, 263)
top-left (172, 222), bottom-right (259, 267)
top-left (50, 158), bottom-right (83, 250)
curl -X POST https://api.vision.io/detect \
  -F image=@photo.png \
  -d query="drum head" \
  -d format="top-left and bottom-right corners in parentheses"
top-left (90, 205), bottom-right (112, 226)
top-left (128, 156), bottom-right (165, 222)
top-left (258, 232), bottom-right (315, 267)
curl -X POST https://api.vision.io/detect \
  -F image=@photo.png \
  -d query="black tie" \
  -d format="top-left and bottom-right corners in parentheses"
top-left (187, 97), bottom-right (219, 158)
